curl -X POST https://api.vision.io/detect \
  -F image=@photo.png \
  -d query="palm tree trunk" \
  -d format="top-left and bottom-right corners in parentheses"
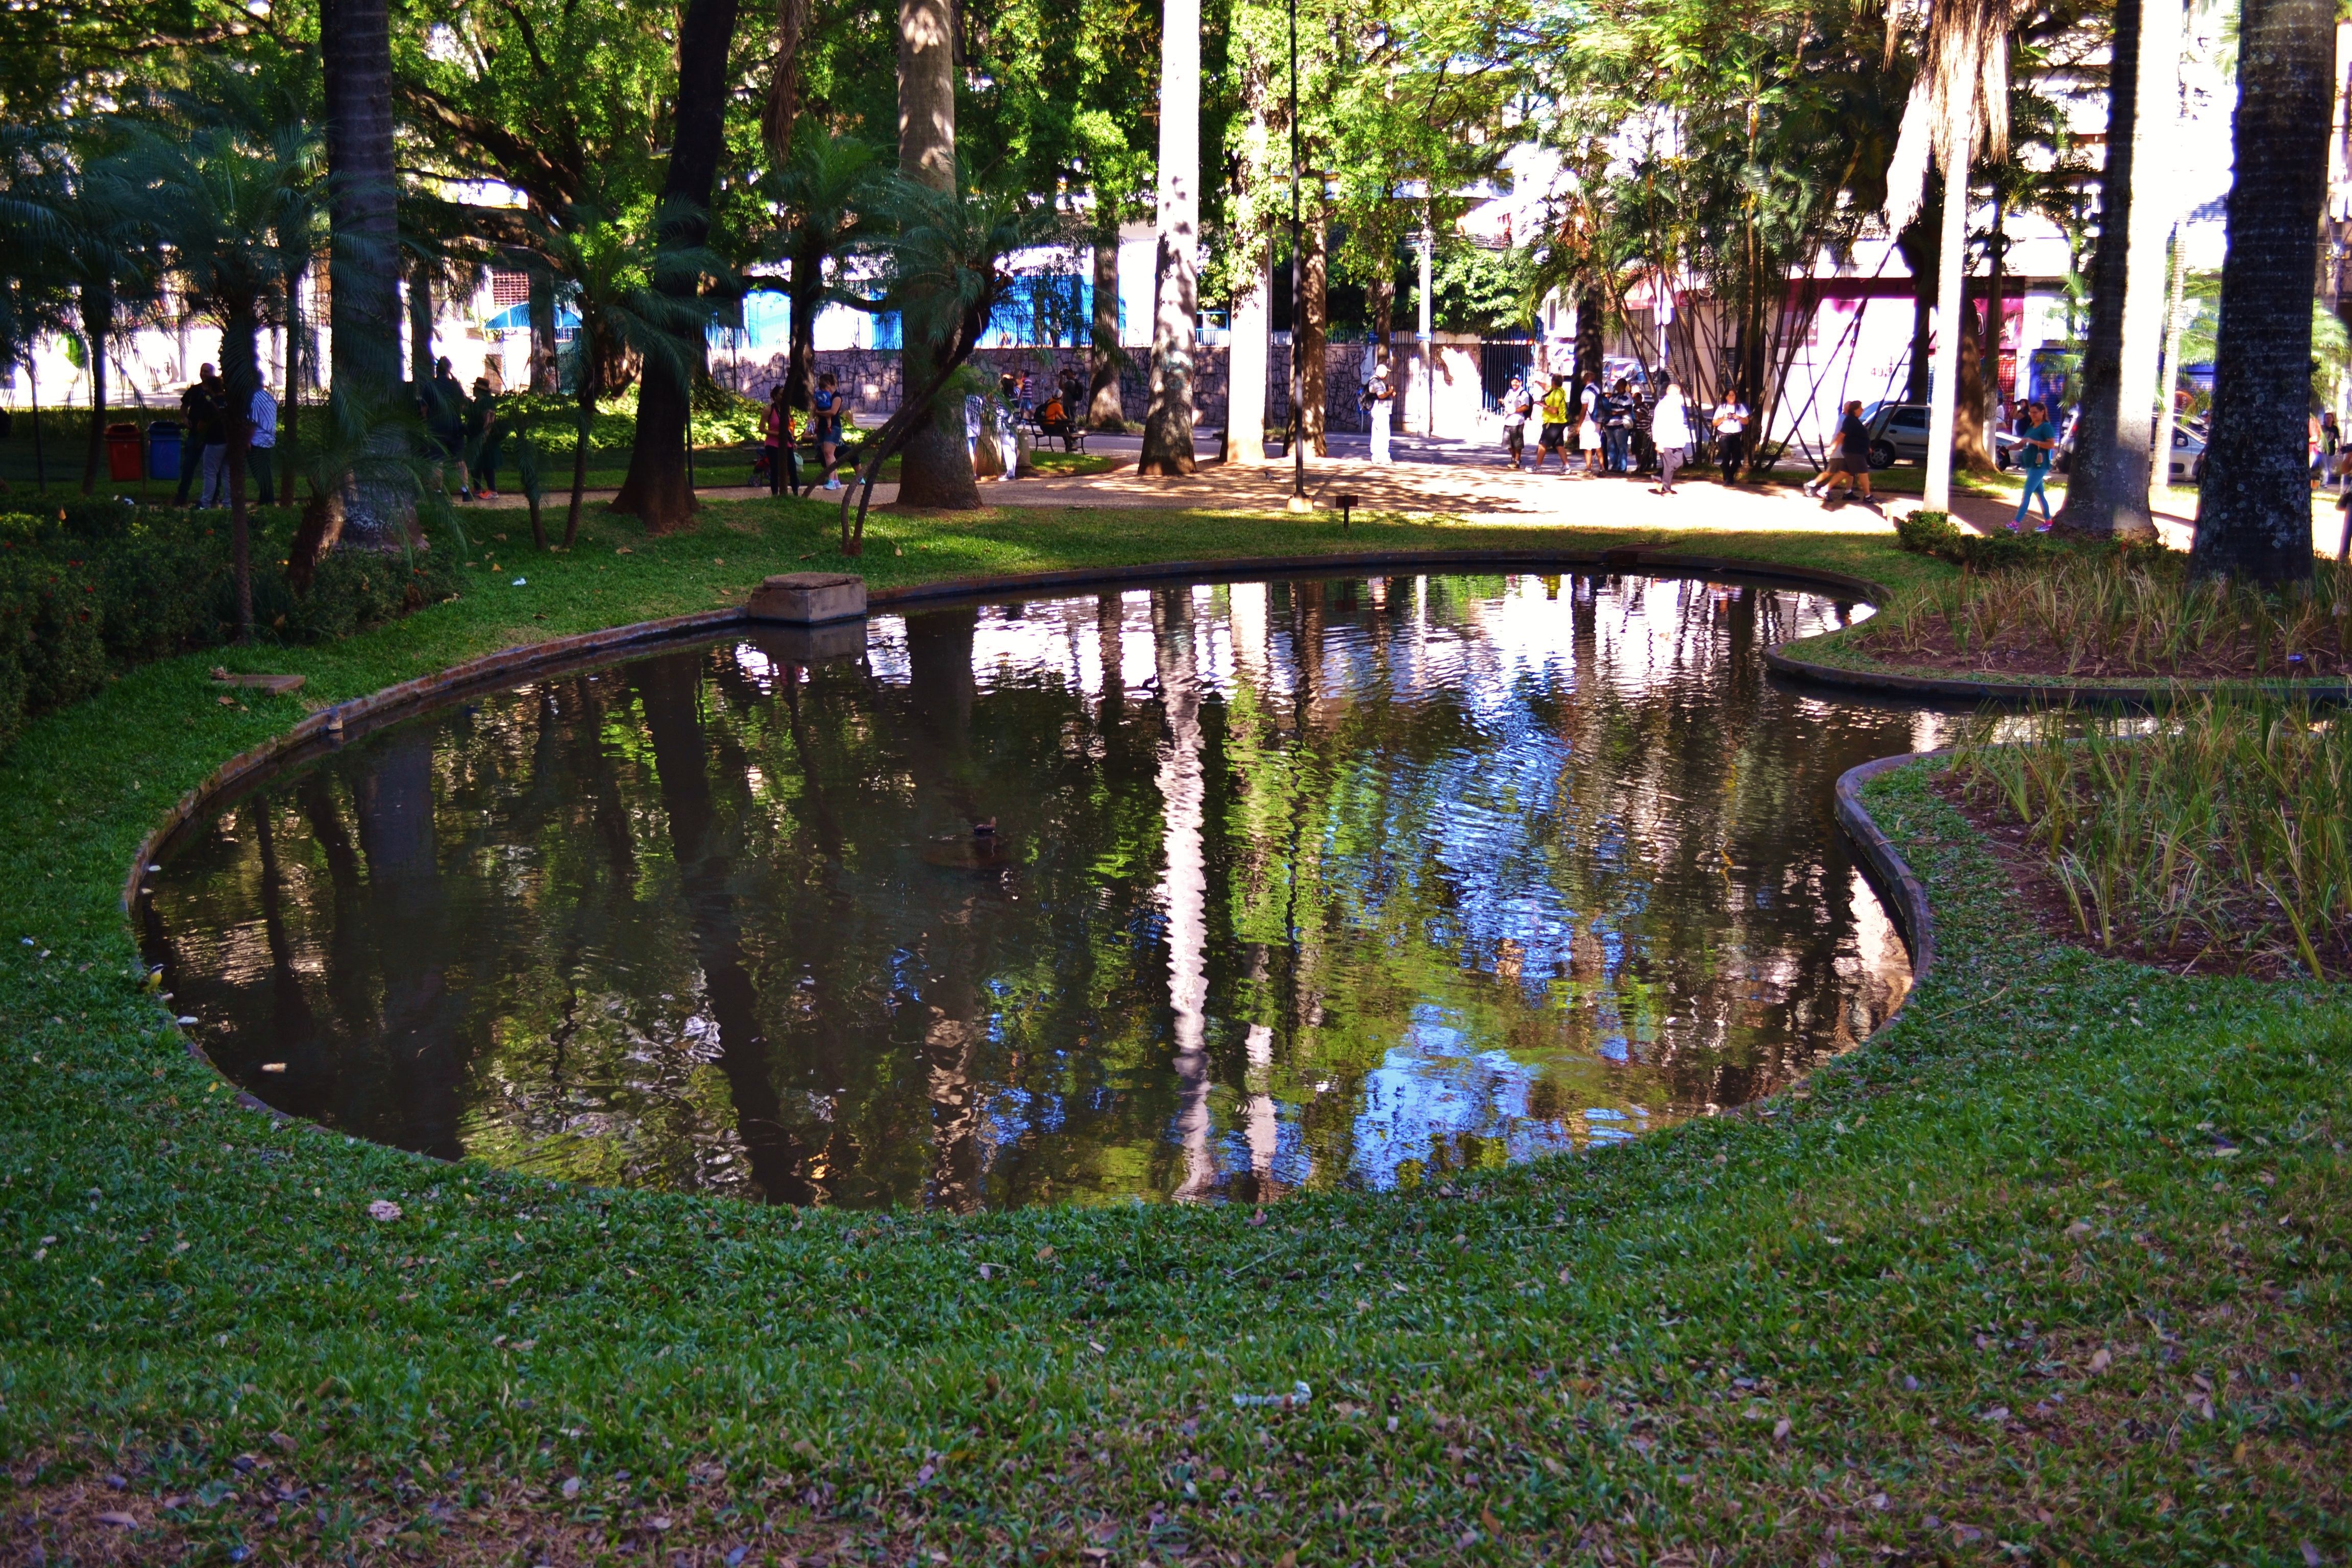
top-left (1922, 110), bottom-right (1972, 513)
top-left (528, 258), bottom-right (558, 393)
top-left (78, 279), bottom-right (111, 496)
top-left (1087, 222), bottom-right (1125, 429)
top-left (2189, 0), bottom-right (2331, 585)
top-left (614, 0), bottom-right (742, 534)
top-left (2057, 0), bottom-right (2164, 538)
top-left (891, 0), bottom-right (982, 510)
top-left (1898, 204), bottom-right (1937, 404)
top-left (1137, 0), bottom-right (1202, 477)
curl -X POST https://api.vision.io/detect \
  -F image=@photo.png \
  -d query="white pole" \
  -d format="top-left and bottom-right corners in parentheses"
top-left (1417, 218), bottom-right (1434, 437)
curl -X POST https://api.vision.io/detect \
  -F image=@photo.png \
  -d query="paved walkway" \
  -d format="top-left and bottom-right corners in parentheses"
top-left (471, 431), bottom-right (2349, 557)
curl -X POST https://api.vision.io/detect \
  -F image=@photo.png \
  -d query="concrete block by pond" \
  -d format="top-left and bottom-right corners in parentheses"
top-left (750, 572), bottom-right (867, 624)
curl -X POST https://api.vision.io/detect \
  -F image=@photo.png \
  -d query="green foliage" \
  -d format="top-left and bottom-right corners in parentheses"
top-left (1954, 697), bottom-right (2352, 975)
top-left (0, 500), bottom-right (458, 755)
top-left (1432, 240), bottom-right (1539, 335)
top-left (0, 505), bottom-right (2336, 1566)
top-left (1892, 506), bottom-right (2065, 572)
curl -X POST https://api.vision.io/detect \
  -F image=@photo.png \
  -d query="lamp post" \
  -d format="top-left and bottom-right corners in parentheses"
top-left (1285, 0), bottom-right (1310, 511)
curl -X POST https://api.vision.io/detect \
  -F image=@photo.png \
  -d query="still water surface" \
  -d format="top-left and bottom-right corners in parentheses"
top-left (144, 572), bottom-right (1944, 1209)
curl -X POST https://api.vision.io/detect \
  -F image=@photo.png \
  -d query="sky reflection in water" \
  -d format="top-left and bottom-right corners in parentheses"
top-left (144, 572), bottom-right (1947, 1210)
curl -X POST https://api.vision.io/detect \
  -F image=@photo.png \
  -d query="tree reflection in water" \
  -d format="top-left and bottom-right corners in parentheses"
top-left (144, 573), bottom-right (1940, 1209)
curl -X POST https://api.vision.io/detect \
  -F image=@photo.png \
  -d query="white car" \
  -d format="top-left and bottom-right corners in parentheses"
top-left (2165, 421), bottom-right (2207, 484)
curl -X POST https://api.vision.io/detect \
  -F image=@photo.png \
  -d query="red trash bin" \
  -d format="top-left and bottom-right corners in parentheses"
top-left (106, 423), bottom-right (144, 481)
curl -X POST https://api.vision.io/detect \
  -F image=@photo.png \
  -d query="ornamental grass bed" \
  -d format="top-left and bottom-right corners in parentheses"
top-left (1859, 549), bottom-right (2350, 683)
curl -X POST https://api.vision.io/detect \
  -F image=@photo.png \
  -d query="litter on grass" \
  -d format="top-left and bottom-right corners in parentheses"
top-left (1233, 1381), bottom-right (1311, 1410)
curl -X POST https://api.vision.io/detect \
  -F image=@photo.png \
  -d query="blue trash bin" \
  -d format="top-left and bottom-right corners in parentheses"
top-left (148, 421), bottom-right (183, 481)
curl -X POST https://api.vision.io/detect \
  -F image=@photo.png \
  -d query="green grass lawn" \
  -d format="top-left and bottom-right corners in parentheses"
top-left (2, 498), bottom-right (2345, 1565)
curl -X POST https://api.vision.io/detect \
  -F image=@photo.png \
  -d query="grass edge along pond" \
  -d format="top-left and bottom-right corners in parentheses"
top-left (2, 497), bottom-right (2347, 1565)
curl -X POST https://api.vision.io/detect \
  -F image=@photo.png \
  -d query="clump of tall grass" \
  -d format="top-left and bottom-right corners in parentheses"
top-left (1867, 548), bottom-right (2350, 679)
top-left (1951, 697), bottom-right (2352, 977)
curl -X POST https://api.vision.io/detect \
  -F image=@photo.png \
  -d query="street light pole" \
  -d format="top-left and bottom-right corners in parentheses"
top-left (1286, 0), bottom-right (1309, 511)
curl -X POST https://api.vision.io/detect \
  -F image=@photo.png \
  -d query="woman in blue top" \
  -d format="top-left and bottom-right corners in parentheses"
top-left (812, 373), bottom-right (845, 490)
top-left (2011, 400), bottom-right (2056, 530)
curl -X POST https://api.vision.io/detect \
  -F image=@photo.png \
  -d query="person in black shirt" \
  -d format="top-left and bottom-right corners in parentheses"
top-left (1815, 400), bottom-right (1875, 504)
top-left (177, 365), bottom-right (224, 505)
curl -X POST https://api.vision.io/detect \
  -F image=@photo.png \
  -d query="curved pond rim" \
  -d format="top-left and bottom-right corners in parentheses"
top-left (126, 547), bottom-right (1935, 1157)
top-left (1766, 645), bottom-right (2352, 708)
top-left (122, 545), bottom-right (1897, 916)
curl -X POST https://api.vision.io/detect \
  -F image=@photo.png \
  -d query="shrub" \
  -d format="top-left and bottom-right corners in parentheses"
top-left (1893, 507), bottom-right (2064, 572)
top-left (0, 503), bottom-right (460, 755)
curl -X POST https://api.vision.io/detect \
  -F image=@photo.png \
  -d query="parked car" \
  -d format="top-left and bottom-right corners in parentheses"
top-left (2165, 420), bottom-right (2207, 484)
top-left (1862, 401), bottom-right (1930, 469)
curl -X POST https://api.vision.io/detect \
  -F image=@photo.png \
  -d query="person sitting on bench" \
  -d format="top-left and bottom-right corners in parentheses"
top-left (1038, 390), bottom-right (1075, 448)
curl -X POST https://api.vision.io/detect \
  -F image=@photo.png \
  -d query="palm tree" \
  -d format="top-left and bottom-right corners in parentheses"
top-left (1136, 0), bottom-right (1202, 476)
top-left (760, 130), bottom-right (880, 422)
top-left (121, 117), bottom-right (323, 641)
top-left (829, 179), bottom-right (1058, 554)
top-left (1881, 0), bottom-right (2012, 513)
top-left (528, 200), bottom-right (721, 548)
top-left (2189, 0), bottom-right (2332, 586)
top-left (2055, 0), bottom-right (2181, 540)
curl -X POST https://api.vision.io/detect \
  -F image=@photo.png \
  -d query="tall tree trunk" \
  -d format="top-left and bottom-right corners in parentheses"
top-left (1922, 104), bottom-right (1973, 512)
top-left (787, 253), bottom-right (820, 413)
top-left (406, 259), bottom-right (434, 391)
top-left (565, 346), bottom-right (599, 547)
top-left (1227, 232), bottom-right (1270, 464)
top-left (613, 0), bottom-right (743, 533)
top-left (1898, 204), bottom-right (1937, 403)
top-left (321, 0), bottom-right (413, 548)
top-left (762, 0), bottom-right (812, 164)
top-left (892, 0), bottom-right (982, 509)
top-left (1087, 224), bottom-right (1125, 429)
top-left (1298, 215), bottom-right (1327, 456)
top-left (1137, 0), bottom-right (1201, 475)
top-left (528, 255), bottom-right (558, 394)
top-left (2059, 0), bottom-right (2168, 539)
top-left (1954, 322), bottom-right (2000, 474)
top-left (223, 301), bottom-right (260, 643)
top-left (78, 279), bottom-right (110, 496)
top-left (2190, 0), bottom-right (2330, 585)
top-left (281, 264), bottom-right (305, 505)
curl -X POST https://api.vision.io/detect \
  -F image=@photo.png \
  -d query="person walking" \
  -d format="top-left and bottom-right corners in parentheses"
top-left (245, 377), bottom-right (279, 506)
top-left (1648, 377), bottom-right (1690, 494)
top-left (468, 377), bottom-right (502, 499)
top-left (1364, 362), bottom-right (1396, 464)
top-left (1578, 373), bottom-right (1604, 475)
top-left (812, 373), bottom-right (845, 489)
top-left (1710, 394), bottom-right (1749, 484)
top-left (1499, 375), bottom-right (1531, 469)
top-left (1816, 400), bottom-right (1875, 505)
top-left (1535, 375), bottom-right (1571, 473)
top-left (2010, 399), bottom-right (2057, 530)
top-left (763, 384), bottom-right (797, 496)
top-left (992, 374), bottom-right (1022, 480)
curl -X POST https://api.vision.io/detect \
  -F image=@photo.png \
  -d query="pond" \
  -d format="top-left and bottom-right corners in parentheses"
top-left (142, 570), bottom-right (1945, 1210)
